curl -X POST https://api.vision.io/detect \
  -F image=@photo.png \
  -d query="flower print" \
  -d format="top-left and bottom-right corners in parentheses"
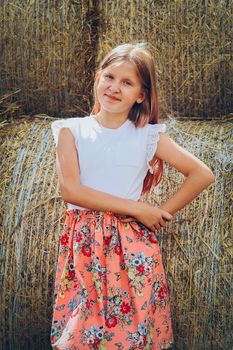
top-left (51, 210), bottom-right (174, 349)
top-left (98, 271), bottom-right (104, 278)
top-left (104, 236), bottom-right (111, 246)
top-left (114, 306), bottom-right (120, 314)
top-left (93, 338), bottom-right (101, 347)
top-left (132, 258), bottom-right (142, 267)
top-left (69, 262), bottom-right (74, 270)
top-left (68, 262), bottom-right (75, 279)
top-left (50, 325), bottom-right (59, 337)
top-left (120, 260), bottom-right (126, 270)
top-left (111, 235), bottom-right (118, 244)
top-left (87, 335), bottom-right (95, 345)
top-left (149, 233), bottom-right (158, 243)
top-left (105, 315), bottom-right (117, 328)
top-left (115, 245), bottom-right (121, 255)
top-left (50, 319), bottom-right (64, 341)
top-left (80, 324), bottom-right (112, 348)
top-left (96, 329), bottom-right (104, 340)
top-left (75, 231), bottom-right (82, 242)
top-left (126, 321), bottom-right (150, 348)
top-left (137, 334), bottom-right (147, 348)
top-left (82, 245), bottom-right (91, 257)
top-left (94, 261), bottom-right (101, 272)
top-left (122, 290), bottom-right (129, 298)
top-left (58, 271), bottom-right (75, 296)
top-left (137, 229), bottom-right (145, 238)
top-left (115, 296), bottom-right (122, 305)
top-left (86, 299), bottom-right (91, 309)
top-left (138, 252), bottom-right (146, 260)
top-left (137, 265), bottom-right (145, 274)
top-left (68, 270), bottom-right (75, 279)
top-left (120, 301), bottom-right (131, 314)
top-left (158, 284), bottom-right (168, 300)
top-left (145, 265), bottom-right (152, 274)
top-left (138, 323), bottom-right (148, 336)
top-left (60, 233), bottom-right (69, 246)
top-left (68, 299), bottom-right (78, 312)
top-left (90, 325), bottom-right (100, 335)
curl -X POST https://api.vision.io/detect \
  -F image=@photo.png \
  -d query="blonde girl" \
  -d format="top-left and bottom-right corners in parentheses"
top-left (50, 43), bottom-right (214, 350)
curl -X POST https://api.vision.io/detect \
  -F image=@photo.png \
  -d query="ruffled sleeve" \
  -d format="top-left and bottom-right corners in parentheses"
top-left (146, 123), bottom-right (166, 174)
top-left (51, 118), bottom-right (77, 147)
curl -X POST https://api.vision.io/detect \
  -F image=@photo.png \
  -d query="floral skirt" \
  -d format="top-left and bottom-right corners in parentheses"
top-left (50, 209), bottom-right (174, 350)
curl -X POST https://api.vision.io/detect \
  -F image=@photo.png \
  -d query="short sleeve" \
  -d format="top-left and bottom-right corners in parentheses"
top-left (146, 123), bottom-right (166, 174)
top-left (51, 118), bottom-right (77, 147)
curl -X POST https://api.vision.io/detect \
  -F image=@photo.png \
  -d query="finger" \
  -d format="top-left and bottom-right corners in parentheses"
top-left (154, 222), bottom-right (161, 230)
top-left (150, 225), bottom-right (156, 232)
top-left (162, 212), bottom-right (173, 221)
top-left (120, 218), bottom-right (135, 223)
top-left (159, 218), bottom-right (166, 227)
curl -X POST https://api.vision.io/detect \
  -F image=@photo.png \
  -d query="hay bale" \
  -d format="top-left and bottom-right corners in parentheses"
top-left (143, 114), bottom-right (233, 349)
top-left (0, 1), bottom-right (232, 119)
top-left (0, 114), bottom-right (232, 350)
top-left (0, 0), bottom-right (100, 118)
top-left (97, 0), bottom-right (233, 118)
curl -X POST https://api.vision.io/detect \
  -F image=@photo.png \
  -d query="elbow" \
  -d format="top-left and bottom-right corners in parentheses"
top-left (207, 170), bottom-right (215, 184)
top-left (200, 167), bottom-right (215, 186)
top-left (60, 185), bottom-right (78, 204)
top-left (60, 187), bottom-right (70, 203)
top-left (188, 166), bottom-right (215, 188)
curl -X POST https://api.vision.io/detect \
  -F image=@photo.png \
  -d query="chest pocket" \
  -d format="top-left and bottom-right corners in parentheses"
top-left (114, 141), bottom-right (141, 167)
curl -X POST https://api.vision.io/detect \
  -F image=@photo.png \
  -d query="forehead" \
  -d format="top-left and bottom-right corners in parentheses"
top-left (103, 61), bottom-right (140, 80)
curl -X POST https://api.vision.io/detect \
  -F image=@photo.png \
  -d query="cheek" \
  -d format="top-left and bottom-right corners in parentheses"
top-left (96, 83), bottom-right (106, 100)
top-left (98, 76), bottom-right (108, 86)
top-left (97, 81), bottom-right (107, 94)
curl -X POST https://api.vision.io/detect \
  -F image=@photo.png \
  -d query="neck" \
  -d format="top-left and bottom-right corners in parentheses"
top-left (96, 111), bottom-right (128, 129)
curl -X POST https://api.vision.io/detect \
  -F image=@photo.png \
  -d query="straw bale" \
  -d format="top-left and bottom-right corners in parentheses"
top-left (0, 114), bottom-right (232, 349)
top-left (0, 1), bottom-right (232, 119)
top-left (0, 90), bottom-right (22, 120)
top-left (97, 0), bottom-right (233, 118)
top-left (0, 0), bottom-right (101, 118)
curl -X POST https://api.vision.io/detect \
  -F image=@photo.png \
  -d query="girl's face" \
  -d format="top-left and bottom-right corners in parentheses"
top-left (96, 62), bottom-right (145, 118)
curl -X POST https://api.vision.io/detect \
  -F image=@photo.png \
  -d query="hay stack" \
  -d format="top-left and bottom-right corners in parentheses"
top-left (0, 1), bottom-right (232, 119)
top-left (98, 0), bottom-right (233, 118)
top-left (0, 114), bottom-right (232, 350)
top-left (0, 0), bottom-right (100, 118)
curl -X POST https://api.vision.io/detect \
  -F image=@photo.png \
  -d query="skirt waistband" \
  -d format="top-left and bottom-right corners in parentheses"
top-left (65, 208), bottom-right (135, 221)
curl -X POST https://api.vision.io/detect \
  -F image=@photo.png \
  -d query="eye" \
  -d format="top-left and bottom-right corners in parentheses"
top-left (104, 74), bottom-right (113, 79)
top-left (124, 81), bottom-right (132, 86)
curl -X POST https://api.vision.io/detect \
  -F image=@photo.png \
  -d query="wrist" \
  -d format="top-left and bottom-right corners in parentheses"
top-left (128, 199), bottom-right (141, 218)
top-left (159, 203), bottom-right (174, 215)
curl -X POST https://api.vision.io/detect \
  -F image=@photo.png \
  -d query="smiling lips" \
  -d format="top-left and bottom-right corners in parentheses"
top-left (105, 94), bottom-right (121, 101)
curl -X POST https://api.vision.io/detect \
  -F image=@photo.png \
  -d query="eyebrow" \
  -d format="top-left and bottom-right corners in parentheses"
top-left (104, 72), bottom-right (135, 83)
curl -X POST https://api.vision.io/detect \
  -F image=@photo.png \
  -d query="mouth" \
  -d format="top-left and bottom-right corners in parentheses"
top-left (105, 94), bottom-right (121, 101)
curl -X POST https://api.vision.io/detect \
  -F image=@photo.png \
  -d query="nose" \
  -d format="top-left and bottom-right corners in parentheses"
top-left (109, 80), bottom-right (120, 92)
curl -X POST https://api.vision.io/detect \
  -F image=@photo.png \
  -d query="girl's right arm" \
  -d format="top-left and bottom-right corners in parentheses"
top-left (55, 128), bottom-right (172, 229)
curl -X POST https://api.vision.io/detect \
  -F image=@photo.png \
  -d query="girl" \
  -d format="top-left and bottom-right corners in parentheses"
top-left (50, 43), bottom-right (214, 350)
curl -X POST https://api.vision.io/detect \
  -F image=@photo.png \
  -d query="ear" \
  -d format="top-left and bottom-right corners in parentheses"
top-left (136, 90), bottom-right (146, 104)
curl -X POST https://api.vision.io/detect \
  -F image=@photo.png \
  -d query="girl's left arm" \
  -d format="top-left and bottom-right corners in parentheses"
top-left (154, 133), bottom-right (215, 215)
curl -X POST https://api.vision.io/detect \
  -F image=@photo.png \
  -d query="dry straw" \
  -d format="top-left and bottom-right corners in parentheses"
top-left (0, 114), bottom-right (232, 350)
top-left (0, 0), bottom-right (232, 119)
top-left (98, 0), bottom-right (232, 118)
top-left (0, 0), bottom-right (99, 118)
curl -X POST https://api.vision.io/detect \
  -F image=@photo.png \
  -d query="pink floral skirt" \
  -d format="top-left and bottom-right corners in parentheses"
top-left (50, 209), bottom-right (174, 350)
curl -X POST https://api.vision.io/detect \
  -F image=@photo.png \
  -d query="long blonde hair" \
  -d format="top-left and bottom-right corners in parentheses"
top-left (90, 42), bottom-right (164, 194)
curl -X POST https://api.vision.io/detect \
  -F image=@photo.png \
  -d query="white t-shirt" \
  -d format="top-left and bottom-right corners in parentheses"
top-left (51, 115), bottom-right (166, 210)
